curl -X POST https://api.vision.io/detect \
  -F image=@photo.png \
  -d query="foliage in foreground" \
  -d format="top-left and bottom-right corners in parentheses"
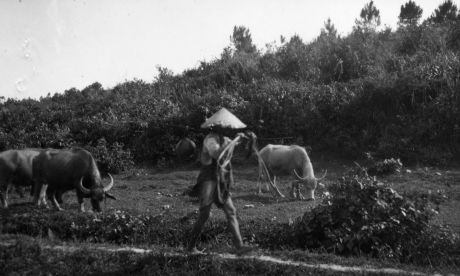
top-left (2, 171), bottom-right (459, 267)
top-left (0, 236), bottom-right (383, 276)
top-left (364, 155), bottom-right (404, 176)
top-left (291, 169), bottom-right (459, 266)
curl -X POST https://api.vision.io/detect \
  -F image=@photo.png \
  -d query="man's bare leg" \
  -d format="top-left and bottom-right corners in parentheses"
top-left (187, 180), bottom-right (214, 253)
top-left (188, 204), bottom-right (211, 253)
top-left (223, 197), bottom-right (253, 255)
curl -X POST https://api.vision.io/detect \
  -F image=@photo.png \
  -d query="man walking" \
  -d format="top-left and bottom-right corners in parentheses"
top-left (187, 108), bottom-right (254, 255)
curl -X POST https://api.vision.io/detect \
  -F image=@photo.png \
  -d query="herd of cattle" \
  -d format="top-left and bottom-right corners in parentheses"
top-left (0, 148), bottom-right (115, 212)
top-left (0, 138), bottom-right (326, 213)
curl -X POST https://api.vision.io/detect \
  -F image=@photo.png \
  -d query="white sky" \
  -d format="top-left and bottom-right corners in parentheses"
top-left (0, 0), bottom-right (446, 100)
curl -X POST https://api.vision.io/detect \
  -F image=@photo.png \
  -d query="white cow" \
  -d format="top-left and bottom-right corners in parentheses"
top-left (257, 144), bottom-right (326, 200)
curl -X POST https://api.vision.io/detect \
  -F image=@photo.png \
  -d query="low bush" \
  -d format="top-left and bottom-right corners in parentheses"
top-left (366, 157), bottom-right (403, 176)
top-left (85, 138), bottom-right (134, 174)
top-left (290, 169), bottom-right (460, 266)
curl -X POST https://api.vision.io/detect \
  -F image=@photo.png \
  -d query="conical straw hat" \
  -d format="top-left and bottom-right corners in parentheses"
top-left (201, 107), bottom-right (247, 129)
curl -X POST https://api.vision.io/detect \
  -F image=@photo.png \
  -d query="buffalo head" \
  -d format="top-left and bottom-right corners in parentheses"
top-left (77, 174), bottom-right (115, 212)
top-left (293, 169), bottom-right (327, 200)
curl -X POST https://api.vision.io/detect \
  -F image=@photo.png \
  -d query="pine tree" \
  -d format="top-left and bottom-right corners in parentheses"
top-left (230, 26), bottom-right (257, 54)
top-left (428, 0), bottom-right (458, 24)
top-left (399, 0), bottom-right (423, 26)
top-left (354, 1), bottom-right (381, 32)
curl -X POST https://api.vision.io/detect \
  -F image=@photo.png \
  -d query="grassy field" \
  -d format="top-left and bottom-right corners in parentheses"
top-left (1, 154), bottom-right (460, 275)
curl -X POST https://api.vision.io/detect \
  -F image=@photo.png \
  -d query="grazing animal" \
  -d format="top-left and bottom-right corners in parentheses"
top-left (33, 148), bottom-right (115, 212)
top-left (175, 137), bottom-right (197, 162)
top-left (0, 149), bottom-right (43, 208)
top-left (257, 144), bottom-right (326, 200)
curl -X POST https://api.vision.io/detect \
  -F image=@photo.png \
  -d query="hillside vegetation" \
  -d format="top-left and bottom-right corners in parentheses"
top-left (1, 1), bottom-right (460, 172)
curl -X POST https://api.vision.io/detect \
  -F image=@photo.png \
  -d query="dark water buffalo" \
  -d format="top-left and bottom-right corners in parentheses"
top-left (0, 149), bottom-right (42, 208)
top-left (175, 137), bottom-right (197, 162)
top-left (258, 144), bottom-right (326, 200)
top-left (33, 148), bottom-right (115, 212)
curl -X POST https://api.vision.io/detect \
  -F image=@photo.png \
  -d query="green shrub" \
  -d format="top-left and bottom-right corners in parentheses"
top-left (366, 157), bottom-right (403, 176)
top-left (86, 138), bottom-right (134, 174)
top-left (290, 169), bottom-right (460, 265)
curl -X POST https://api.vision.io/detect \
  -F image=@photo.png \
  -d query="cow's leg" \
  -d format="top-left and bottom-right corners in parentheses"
top-left (257, 163), bottom-right (263, 195)
top-left (49, 190), bottom-right (63, 211)
top-left (271, 176), bottom-right (285, 198)
top-left (32, 181), bottom-right (43, 205)
top-left (16, 185), bottom-right (25, 198)
top-left (290, 182), bottom-right (297, 198)
top-left (296, 184), bottom-right (305, 200)
top-left (257, 162), bottom-right (271, 195)
top-left (34, 182), bottom-right (49, 208)
top-left (39, 184), bottom-right (48, 206)
top-left (55, 190), bottom-right (63, 204)
top-left (0, 179), bottom-right (10, 208)
top-left (264, 179), bottom-right (271, 194)
top-left (77, 194), bottom-right (85, 212)
top-left (32, 181), bottom-right (40, 204)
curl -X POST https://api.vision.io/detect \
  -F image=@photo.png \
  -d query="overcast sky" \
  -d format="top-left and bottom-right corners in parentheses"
top-left (0, 0), bottom-right (445, 100)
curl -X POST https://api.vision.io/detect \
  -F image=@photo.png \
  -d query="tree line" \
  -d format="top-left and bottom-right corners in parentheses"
top-left (1, 0), bottom-right (460, 172)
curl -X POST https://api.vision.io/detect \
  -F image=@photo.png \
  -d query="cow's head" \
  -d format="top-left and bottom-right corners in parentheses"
top-left (77, 174), bottom-right (115, 212)
top-left (294, 170), bottom-right (327, 200)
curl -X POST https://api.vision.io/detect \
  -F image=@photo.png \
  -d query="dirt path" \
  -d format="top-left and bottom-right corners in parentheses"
top-left (0, 239), bottom-right (430, 276)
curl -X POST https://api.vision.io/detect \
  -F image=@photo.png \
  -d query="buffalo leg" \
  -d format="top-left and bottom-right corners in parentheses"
top-left (258, 164), bottom-right (274, 195)
top-left (257, 163), bottom-right (265, 195)
top-left (39, 184), bottom-right (48, 206)
top-left (32, 181), bottom-right (40, 205)
top-left (0, 180), bottom-right (10, 208)
top-left (271, 176), bottom-right (285, 198)
top-left (33, 182), bottom-right (48, 208)
top-left (257, 177), bottom-right (268, 195)
top-left (290, 182), bottom-right (297, 198)
top-left (77, 195), bottom-right (85, 212)
top-left (15, 186), bottom-right (25, 198)
top-left (296, 184), bottom-right (305, 200)
top-left (55, 191), bottom-right (63, 204)
top-left (48, 190), bottom-right (63, 211)
top-left (32, 181), bottom-right (42, 205)
top-left (291, 182), bottom-right (305, 200)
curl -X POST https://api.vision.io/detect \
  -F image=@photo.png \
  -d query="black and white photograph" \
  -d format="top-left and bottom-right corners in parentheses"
top-left (1, 0), bottom-right (460, 275)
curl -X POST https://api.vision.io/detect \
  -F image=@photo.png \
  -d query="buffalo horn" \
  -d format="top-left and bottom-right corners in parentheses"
top-left (293, 169), bottom-right (308, 180)
top-left (316, 170), bottom-right (328, 181)
top-left (77, 177), bottom-right (91, 195)
top-left (103, 173), bottom-right (114, 192)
